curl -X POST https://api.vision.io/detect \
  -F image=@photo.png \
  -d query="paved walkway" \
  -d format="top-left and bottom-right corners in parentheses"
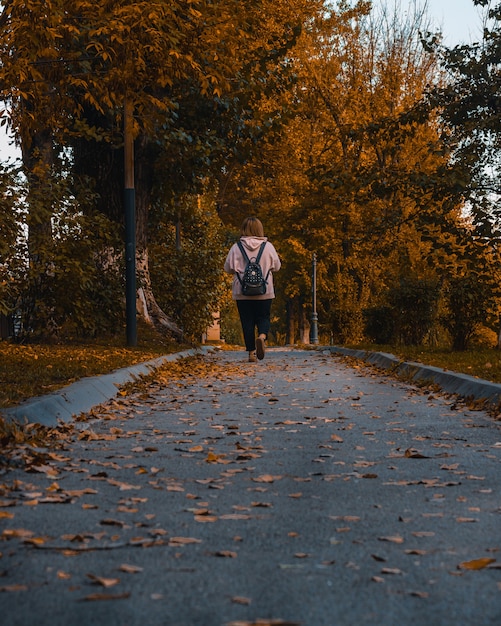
top-left (0, 348), bottom-right (500, 626)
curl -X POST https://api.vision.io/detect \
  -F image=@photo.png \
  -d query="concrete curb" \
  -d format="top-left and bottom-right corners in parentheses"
top-left (321, 345), bottom-right (501, 408)
top-left (2, 347), bottom-right (213, 427)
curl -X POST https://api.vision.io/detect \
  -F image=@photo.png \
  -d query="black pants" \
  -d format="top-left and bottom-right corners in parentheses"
top-left (236, 299), bottom-right (272, 352)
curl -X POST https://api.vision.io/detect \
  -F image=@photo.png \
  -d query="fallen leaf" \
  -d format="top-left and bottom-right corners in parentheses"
top-left (87, 574), bottom-right (120, 588)
top-left (378, 535), bottom-right (404, 544)
top-left (81, 592), bottom-right (130, 601)
top-left (194, 515), bottom-right (218, 523)
top-left (168, 537), bottom-right (202, 546)
top-left (214, 550), bottom-right (237, 558)
top-left (119, 564), bottom-right (143, 574)
top-left (0, 584), bottom-right (28, 592)
top-left (458, 558), bottom-right (496, 571)
top-left (2, 529), bottom-right (34, 539)
top-left (409, 591), bottom-right (429, 599)
top-left (252, 475), bottom-right (282, 483)
top-left (231, 596), bottom-right (252, 605)
top-left (404, 448), bottom-right (429, 459)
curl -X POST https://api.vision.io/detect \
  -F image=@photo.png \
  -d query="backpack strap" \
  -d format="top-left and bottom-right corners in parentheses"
top-left (255, 241), bottom-right (267, 263)
top-left (255, 242), bottom-right (271, 284)
top-left (237, 240), bottom-right (250, 264)
top-left (235, 241), bottom-right (249, 289)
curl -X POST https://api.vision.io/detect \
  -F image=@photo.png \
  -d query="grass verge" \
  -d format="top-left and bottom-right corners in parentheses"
top-left (0, 321), bottom-right (191, 409)
top-left (346, 344), bottom-right (501, 385)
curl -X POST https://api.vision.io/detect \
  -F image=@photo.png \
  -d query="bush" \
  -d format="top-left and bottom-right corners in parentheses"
top-left (441, 275), bottom-right (496, 351)
top-left (387, 277), bottom-right (440, 346)
top-left (150, 196), bottom-right (228, 342)
top-left (17, 211), bottom-right (123, 340)
top-left (363, 306), bottom-right (395, 344)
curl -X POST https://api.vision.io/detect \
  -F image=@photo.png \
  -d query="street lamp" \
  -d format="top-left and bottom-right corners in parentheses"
top-left (310, 253), bottom-right (319, 344)
top-left (124, 97), bottom-right (137, 347)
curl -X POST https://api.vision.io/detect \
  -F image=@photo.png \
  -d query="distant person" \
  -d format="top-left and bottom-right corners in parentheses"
top-left (224, 217), bottom-right (281, 362)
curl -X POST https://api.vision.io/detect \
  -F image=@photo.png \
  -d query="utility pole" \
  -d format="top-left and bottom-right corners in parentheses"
top-left (124, 97), bottom-right (137, 346)
top-left (310, 253), bottom-right (319, 344)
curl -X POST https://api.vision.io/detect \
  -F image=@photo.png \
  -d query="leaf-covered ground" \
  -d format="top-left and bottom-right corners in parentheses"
top-left (0, 350), bottom-right (500, 625)
top-left (0, 325), bottom-right (186, 408)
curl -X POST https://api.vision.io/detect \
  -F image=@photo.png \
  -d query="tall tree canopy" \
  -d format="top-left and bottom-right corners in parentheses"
top-left (0, 0), bottom-right (500, 349)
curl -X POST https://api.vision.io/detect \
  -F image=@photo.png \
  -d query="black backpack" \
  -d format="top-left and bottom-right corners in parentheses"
top-left (236, 241), bottom-right (269, 296)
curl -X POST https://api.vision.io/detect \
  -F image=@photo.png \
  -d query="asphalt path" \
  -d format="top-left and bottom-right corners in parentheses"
top-left (1, 348), bottom-right (500, 626)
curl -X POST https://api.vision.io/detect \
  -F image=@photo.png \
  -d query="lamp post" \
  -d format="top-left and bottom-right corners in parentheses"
top-left (310, 253), bottom-right (319, 344)
top-left (124, 97), bottom-right (137, 346)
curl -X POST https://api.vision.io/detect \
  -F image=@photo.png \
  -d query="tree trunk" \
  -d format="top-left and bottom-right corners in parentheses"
top-left (133, 135), bottom-right (183, 340)
top-left (136, 248), bottom-right (183, 340)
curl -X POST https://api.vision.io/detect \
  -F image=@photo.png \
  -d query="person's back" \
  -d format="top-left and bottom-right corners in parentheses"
top-left (224, 217), bottom-right (281, 362)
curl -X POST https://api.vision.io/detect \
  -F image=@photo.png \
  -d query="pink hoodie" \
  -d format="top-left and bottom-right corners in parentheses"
top-left (224, 236), bottom-right (281, 300)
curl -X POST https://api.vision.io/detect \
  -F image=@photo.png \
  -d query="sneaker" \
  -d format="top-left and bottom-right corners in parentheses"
top-left (256, 336), bottom-right (266, 360)
top-left (248, 351), bottom-right (257, 362)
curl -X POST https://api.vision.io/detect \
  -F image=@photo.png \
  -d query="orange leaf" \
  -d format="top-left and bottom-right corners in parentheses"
top-left (214, 550), bottom-right (237, 558)
top-left (458, 558), bottom-right (496, 570)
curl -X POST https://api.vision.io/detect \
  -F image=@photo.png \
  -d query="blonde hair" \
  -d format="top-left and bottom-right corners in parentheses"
top-left (240, 217), bottom-right (264, 237)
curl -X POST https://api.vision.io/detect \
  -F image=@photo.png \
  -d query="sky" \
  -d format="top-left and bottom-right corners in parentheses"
top-left (0, 0), bottom-right (489, 163)
top-left (389, 0), bottom-right (486, 45)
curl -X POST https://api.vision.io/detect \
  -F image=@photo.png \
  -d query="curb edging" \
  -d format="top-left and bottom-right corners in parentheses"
top-left (2, 347), bottom-right (213, 427)
top-left (321, 346), bottom-right (501, 408)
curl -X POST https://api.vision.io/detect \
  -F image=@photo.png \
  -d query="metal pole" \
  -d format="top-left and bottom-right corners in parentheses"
top-left (124, 97), bottom-right (137, 346)
top-left (310, 253), bottom-right (319, 344)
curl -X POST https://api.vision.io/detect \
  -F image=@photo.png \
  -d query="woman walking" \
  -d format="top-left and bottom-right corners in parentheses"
top-left (224, 217), bottom-right (281, 362)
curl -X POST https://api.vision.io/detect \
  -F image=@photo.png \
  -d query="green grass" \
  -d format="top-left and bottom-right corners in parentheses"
top-left (0, 321), bottom-right (190, 408)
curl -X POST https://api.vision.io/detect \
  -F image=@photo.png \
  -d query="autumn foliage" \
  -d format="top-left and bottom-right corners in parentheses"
top-left (0, 0), bottom-right (500, 349)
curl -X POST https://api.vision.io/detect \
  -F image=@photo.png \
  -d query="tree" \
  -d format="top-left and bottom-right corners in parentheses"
top-left (220, 1), bottom-right (452, 344)
top-left (422, 0), bottom-right (501, 347)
